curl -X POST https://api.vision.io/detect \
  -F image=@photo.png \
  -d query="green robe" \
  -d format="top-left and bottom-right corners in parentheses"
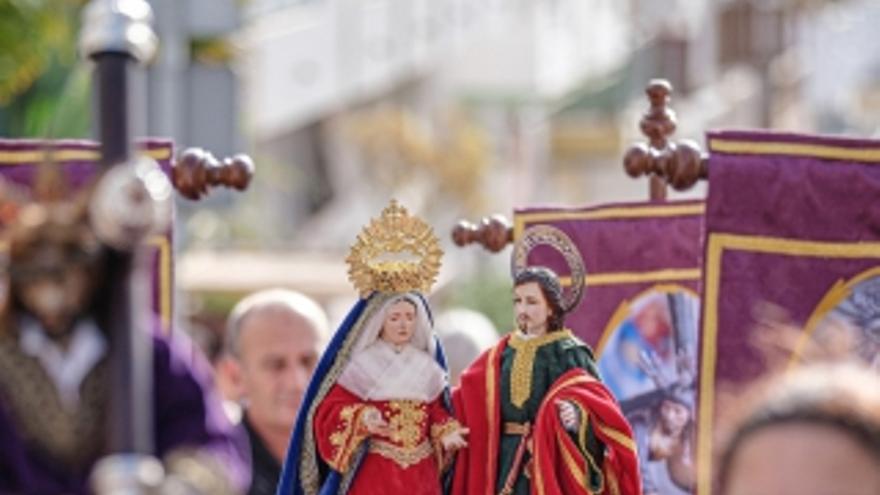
top-left (496, 330), bottom-right (603, 494)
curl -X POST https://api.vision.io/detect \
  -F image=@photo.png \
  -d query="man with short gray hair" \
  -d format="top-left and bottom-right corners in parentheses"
top-left (223, 289), bottom-right (329, 495)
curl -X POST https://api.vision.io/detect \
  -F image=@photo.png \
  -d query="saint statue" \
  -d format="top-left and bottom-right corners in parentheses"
top-left (450, 226), bottom-right (642, 495)
top-left (277, 200), bottom-right (467, 495)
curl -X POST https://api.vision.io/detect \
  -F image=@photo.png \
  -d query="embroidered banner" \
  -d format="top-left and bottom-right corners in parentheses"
top-left (514, 200), bottom-right (703, 494)
top-left (696, 130), bottom-right (880, 494)
top-left (0, 139), bottom-right (176, 333)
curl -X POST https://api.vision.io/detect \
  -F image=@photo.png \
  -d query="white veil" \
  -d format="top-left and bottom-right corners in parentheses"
top-left (336, 293), bottom-right (446, 401)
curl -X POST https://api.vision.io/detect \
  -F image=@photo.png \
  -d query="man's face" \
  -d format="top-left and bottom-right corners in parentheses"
top-left (514, 282), bottom-right (552, 335)
top-left (379, 300), bottom-right (417, 347)
top-left (236, 310), bottom-right (323, 434)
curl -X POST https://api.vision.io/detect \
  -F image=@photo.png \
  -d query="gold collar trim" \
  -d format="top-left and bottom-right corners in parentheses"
top-left (507, 329), bottom-right (572, 408)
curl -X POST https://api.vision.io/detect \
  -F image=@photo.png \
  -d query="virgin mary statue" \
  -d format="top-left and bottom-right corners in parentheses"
top-left (276, 201), bottom-right (467, 495)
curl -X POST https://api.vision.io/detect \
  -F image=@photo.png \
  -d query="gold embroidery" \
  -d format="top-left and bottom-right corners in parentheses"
top-left (369, 439), bottom-right (433, 469)
top-left (328, 404), bottom-right (369, 472)
top-left (329, 405), bottom-right (357, 450)
top-left (507, 330), bottom-right (573, 408)
top-left (387, 400), bottom-right (427, 449)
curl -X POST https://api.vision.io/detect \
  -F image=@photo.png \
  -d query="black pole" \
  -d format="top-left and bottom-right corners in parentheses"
top-left (95, 53), bottom-right (133, 168)
top-left (81, 0), bottom-right (158, 457)
top-left (92, 47), bottom-right (151, 457)
top-left (103, 249), bottom-right (153, 455)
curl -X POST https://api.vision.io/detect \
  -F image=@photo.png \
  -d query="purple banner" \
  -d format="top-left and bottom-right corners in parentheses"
top-left (514, 200), bottom-right (703, 494)
top-left (696, 130), bottom-right (880, 494)
top-left (0, 138), bottom-right (176, 333)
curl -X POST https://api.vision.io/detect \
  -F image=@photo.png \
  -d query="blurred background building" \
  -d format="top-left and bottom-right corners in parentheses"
top-left (2, 0), bottom-right (879, 343)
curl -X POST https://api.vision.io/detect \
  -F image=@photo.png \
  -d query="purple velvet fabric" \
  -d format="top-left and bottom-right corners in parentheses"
top-left (701, 130), bottom-right (880, 384)
top-left (513, 200), bottom-right (704, 345)
top-left (0, 332), bottom-right (250, 493)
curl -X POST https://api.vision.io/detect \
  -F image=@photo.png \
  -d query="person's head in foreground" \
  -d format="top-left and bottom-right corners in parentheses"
top-left (718, 362), bottom-right (880, 495)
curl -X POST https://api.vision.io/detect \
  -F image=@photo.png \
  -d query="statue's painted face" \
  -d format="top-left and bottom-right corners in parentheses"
top-left (12, 239), bottom-right (98, 338)
top-left (514, 282), bottom-right (552, 336)
top-left (380, 299), bottom-right (417, 348)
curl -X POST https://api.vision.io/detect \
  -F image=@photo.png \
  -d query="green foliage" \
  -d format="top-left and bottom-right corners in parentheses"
top-left (0, 0), bottom-right (91, 138)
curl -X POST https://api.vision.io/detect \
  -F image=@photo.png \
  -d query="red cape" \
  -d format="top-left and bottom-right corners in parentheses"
top-left (451, 336), bottom-right (641, 495)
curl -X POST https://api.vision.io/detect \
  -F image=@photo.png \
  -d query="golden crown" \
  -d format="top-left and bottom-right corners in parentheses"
top-left (346, 200), bottom-right (443, 297)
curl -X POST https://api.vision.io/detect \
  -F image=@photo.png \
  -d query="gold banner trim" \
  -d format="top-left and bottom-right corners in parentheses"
top-left (709, 138), bottom-right (880, 162)
top-left (513, 203), bottom-right (705, 240)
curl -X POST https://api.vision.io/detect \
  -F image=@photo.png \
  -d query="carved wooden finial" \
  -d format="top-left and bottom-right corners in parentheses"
top-left (451, 214), bottom-right (512, 253)
top-left (172, 148), bottom-right (255, 201)
top-left (643, 79), bottom-right (676, 149)
top-left (623, 79), bottom-right (707, 198)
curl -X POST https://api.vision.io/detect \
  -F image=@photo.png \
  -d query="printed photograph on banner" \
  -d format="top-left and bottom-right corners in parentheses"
top-left (811, 271), bottom-right (880, 371)
top-left (597, 287), bottom-right (700, 495)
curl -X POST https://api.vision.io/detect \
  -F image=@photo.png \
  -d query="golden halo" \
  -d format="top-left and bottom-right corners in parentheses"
top-left (346, 200), bottom-right (443, 297)
top-left (511, 224), bottom-right (586, 313)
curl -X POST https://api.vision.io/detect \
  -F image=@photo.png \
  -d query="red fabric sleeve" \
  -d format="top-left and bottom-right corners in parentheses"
top-left (532, 369), bottom-right (642, 495)
top-left (314, 384), bottom-right (372, 473)
top-left (426, 397), bottom-right (458, 471)
top-left (427, 397), bottom-right (458, 441)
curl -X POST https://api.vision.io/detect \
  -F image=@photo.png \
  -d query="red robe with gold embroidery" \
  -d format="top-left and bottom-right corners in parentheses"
top-left (451, 336), bottom-right (642, 495)
top-left (314, 384), bottom-right (457, 495)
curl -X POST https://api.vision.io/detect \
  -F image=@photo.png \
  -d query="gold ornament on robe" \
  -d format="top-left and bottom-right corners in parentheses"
top-left (507, 329), bottom-right (573, 408)
top-left (346, 200), bottom-right (442, 297)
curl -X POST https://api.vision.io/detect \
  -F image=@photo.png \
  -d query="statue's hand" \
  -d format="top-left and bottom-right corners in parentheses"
top-left (441, 427), bottom-right (470, 451)
top-left (556, 399), bottom-right (580, 432)
top-left (361, 407), bottom-right (391, 436)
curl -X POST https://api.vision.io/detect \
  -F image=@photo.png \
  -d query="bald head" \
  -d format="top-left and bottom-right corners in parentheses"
top-left (225, 289), bottom-right (330, 441)
top-left (226, 289), bottom-right (329, 358)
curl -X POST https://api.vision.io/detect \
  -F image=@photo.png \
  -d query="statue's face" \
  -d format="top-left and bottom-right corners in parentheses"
top-left (379, 299), bottom-right (417, 348)
top-left (12, 241), bottom-right (98, 338)
top-left (514, 282), bottom-right (552, 335)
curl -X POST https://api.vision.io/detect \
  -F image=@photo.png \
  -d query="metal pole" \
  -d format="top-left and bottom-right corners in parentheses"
top-left (94, 53), bottom-right (133, 167)
top-left (80, 0), bottom-right (158, 456)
